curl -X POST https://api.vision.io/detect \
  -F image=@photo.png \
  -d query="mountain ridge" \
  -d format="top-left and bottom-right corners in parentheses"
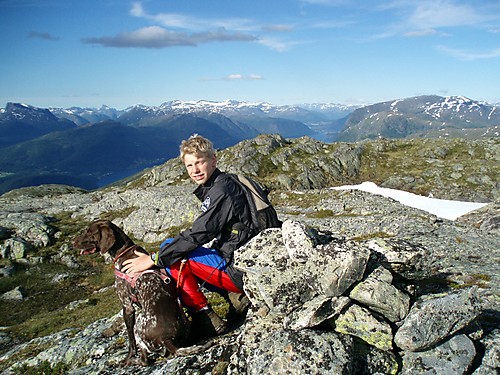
top-left (338, 95), bottom-right (499, 141)
top-left (0, 95), bottom-right (498, 195)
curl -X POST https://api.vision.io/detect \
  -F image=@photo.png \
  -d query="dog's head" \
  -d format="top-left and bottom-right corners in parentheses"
top-left (73, 219), bottom-right (122, 256)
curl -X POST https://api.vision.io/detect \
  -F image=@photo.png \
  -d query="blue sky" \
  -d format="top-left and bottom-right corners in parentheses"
top-left (1, 0), bottom-right (499, 109)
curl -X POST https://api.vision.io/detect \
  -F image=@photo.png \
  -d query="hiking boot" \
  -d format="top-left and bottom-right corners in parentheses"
top-left (227, 292), bottom-right (250, 321)
top-left (191, 306), bottom-right (228, 339)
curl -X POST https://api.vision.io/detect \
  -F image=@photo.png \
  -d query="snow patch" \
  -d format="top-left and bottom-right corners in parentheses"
top-left (332, 181), bottom-right (487, 220)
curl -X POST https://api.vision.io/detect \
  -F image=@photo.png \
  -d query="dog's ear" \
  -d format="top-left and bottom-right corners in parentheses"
top-left (98, 224), bottom-right (116, 254)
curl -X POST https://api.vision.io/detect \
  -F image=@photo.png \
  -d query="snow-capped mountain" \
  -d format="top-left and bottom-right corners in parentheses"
top-left (49, 105), bottom-right (124, 126)
top-left (49, 100), bottom-right (358, 125)
top-left (0, 103), bottom-right (76, 147)
top-left (338, 95), bottom-right (500, 141)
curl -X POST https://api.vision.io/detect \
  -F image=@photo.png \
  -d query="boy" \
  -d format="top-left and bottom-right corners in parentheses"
top-left (123, 135), bottom-right (253, 336)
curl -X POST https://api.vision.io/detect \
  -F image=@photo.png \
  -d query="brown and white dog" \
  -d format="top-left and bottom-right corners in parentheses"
top-left (73, 219), bottom-right (189, 366)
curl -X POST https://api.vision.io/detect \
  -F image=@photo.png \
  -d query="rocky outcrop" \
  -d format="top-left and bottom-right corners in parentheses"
top-left (138, 135), bottom-right (500, 202)
top-left (1, 209), bottom-right (498, 374)
top-left (0, 135), bottom-right (498, 374)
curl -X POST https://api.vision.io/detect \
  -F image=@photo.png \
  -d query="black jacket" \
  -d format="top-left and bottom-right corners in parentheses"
top-left (156, 169), bottom-right (254, 289)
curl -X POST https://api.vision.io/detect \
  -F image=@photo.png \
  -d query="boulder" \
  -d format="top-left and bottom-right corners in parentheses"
top-left (349, 266), bottom-right (410, 322)
top-left (394, 287), bottom-right (481, 351)
top-left (400, 334), bottom-right (476, 375)
top-left (0, 237), bottom-right (32, 260)
top-left (331, 303), bottom-right (394, 351)
top-left (1, 286), bottom-right (25, 301)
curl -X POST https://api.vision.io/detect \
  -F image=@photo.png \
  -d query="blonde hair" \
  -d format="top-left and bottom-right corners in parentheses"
top-left (179, 134), bottom-right (216, 161)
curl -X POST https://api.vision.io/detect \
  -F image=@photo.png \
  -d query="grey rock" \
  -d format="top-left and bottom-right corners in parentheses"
top-left (0, 237), bottom-right (32, 260)
top-left (349, 266), bottom-right (411, 322)
top-left (472, 329), bottom-right (500, 375)
top-left (353, 345), bottom-right (400, 375)
top-left (281, 220), bottom-right (316, 263)
top-left (394, 287), bottom-right (481, 351)
top-left (364, 238), bottom-right (434, 279)
top-left (457, 200), bottom-right (500, 235)
top-left (0, 212), bottom-right (55, 247)
top-left (229, 326), bottom-right (353, 375)
top-left (1, 286), bottom-right (24, 301)
top-left (0, 135), bottom-right (498, 374)
top-left (0, 265), bottom-right (15, 277)
top-left (400, 334), bottom-right (476, 375)
top-left (283, 295), bottom-right (350, 330)
top-left (236, 224), bottom-right (370, 316)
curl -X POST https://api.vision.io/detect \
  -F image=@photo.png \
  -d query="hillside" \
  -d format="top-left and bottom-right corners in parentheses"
top-left (138, 135), bottom-right (499, 203)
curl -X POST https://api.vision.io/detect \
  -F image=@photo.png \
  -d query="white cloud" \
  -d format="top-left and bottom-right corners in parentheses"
top-left (130, 1), bottom-right (255, 32)
top-left (224, 74), bottom-right (264, 81)
top-left (407, 0), bottom-right (487, 29)
top-left (261, 24), bottom-right (294, 33)
top-left (373, 0), bottom-right (500, 39)
top-left (438, 45), bottom-right (500, 61)
top-left (257, 37), bottom-right (307, 52)
top-left (403, 28), bottom-right (438, 37)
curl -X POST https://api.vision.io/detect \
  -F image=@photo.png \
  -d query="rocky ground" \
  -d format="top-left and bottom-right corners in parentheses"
top-left (0, 135), bottom-right (498, 374)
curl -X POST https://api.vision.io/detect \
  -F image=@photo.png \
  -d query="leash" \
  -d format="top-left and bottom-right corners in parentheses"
top-left (176, 259), bottom-right (187, 289)
top-left (113, 244), bottom-right (138, 264)
top-left (197, 257), bottom-right (225, 292)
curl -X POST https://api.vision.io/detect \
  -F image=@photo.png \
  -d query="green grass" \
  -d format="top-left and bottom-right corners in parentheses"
top-left (11, 360), bottom-right (70, 375)
top-left (0, 211), bottom-right (121, 349)
top-left (0, 259), bottom-right (119, 343)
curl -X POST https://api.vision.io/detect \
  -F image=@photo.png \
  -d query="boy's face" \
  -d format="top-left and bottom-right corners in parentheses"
top-left (183, 153), bottom-right (217, 185)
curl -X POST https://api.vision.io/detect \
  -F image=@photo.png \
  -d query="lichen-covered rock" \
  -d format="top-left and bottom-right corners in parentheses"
top-left (400, 334), bottom-right (476, 375)
top-left (0, 137), bottom-right (498, 375)
top-left (349, 266), bottom-right (410, 322)
top-left (0, 212), bottom-right (55, 247)
top-left (230, 327), bottom-right (354, 375)
top-left (0, 237), bottom-right (32, 260)
top-left (394, 287), bottom-right (481, 351)
top-left (1, 286), bottom-right (25, 301)
top-left (283, 295), bottom-right (350, 330)
top-left (281, 220), bottom-right (316, 263)
top-left (365, 238), bottom-right (434, 279)
top-left (472, 329), bottom-right (500, 375)
top-left (331, 303), bottom-right (394, 351)
top-left (353, 344), bottom-right (400, 375)
top-left (236, 225), bottom-right (370, 316)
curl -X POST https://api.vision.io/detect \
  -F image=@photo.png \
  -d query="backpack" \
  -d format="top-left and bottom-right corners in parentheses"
top-left (228, 174), bottom-right (282, 234)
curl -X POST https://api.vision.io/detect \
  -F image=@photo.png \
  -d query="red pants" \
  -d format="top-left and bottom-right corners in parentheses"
top-left (168, 247), bottom-right (242, 311)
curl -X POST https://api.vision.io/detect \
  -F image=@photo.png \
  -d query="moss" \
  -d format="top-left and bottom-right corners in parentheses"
top-left (100, 206), bottom-right (139, 221)
top-left (448, 273), bottom-right (492, 290)
top-left (351, 232), bottom-right (394, 241)
top-left (11, 360), bottom-right (70, 375)
top-left (306, 209), bottom-right (335, 218)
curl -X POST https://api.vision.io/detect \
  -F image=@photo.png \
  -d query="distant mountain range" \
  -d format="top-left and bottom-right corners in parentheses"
top-left (0, 96), bottom-right (498, 195)
top-left (337, 95), bottom-right (500, 141)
